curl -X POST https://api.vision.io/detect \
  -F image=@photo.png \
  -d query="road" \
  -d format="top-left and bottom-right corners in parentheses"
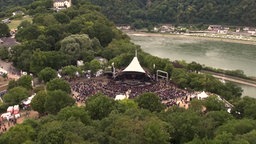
top-left (210, 74), bottom-right (256, 88)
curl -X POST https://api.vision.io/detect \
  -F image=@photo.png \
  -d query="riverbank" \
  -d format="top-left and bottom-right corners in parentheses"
top-left (126, 30), bottom-right (256, 46)
top-left (127, 31), bottom-right (256, 97)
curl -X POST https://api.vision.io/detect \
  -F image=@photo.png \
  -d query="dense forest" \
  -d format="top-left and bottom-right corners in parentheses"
top-left (84, 0), bottom-right (256, 27)
top-left (1, 0), bottom-right (256, 27)
top-left (0, 0), bottom-right (256, 143)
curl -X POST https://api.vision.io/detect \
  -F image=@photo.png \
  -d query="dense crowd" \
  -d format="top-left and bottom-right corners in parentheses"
top-left (70, 76), bottom-right (191, 107)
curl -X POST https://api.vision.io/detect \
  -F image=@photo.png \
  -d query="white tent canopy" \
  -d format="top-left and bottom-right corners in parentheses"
top-left (123, 56), bottom-right (145, 73)
top-left (197, 91), bottom-right (209, 99)
top-left (115, 94), bottom-right (127, 100)
top-left (22, 93), bottom-right (36, 105)
top-left (0, 67), bottom-right (8, 75)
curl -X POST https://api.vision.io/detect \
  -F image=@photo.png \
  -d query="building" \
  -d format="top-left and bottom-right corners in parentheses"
top-left (53, 0), bottom-right (72, 9)
top-left (12, 11), bottom-right (24, 16)
top-left (208, 25), bottom-right (222, 31)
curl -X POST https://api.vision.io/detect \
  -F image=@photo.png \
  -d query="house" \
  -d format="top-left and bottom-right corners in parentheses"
top-left (208, 25), bottom-right (222, 31)
top-left (53, 0), bottom-right (72, 9)
top-left (235, 28), bottom-right (240, 33)
top-left (248, 28), bottom-right (256, 35)
top-left (116, 25), bottom-right (131, 30)
top-left (243, 27), bottom-right (249, 31)
top-left (159, 24), bottom-right (175, 33)
top-left (242, 27), bottom-right (256, 35)
top-left (12, 11), bottom-right (24, 16)
top-left (218, 29), bottom-right (228, 34)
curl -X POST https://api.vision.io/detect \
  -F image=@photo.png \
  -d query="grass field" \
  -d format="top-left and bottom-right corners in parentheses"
top-left (7, 15), bottom-right (32, 30)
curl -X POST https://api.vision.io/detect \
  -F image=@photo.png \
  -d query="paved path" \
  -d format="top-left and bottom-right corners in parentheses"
top-left (212, 75), bottom-right (256, 88)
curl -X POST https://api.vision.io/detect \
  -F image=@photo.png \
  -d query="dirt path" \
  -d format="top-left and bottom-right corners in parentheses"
top-left (0, 60), bottom-right (20, 80)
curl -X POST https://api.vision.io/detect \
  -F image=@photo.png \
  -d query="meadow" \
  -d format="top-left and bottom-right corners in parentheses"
top-left (7, 15), bottom-right (32, 30)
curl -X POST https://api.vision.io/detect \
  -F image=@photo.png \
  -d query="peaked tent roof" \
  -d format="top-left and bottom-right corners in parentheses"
top-left (123, 56), bottom-right (145, 73)
top-left (197, 91), bottom-right (209, 99)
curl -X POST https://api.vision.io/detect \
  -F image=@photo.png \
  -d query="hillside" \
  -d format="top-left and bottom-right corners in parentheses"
top-left (84, 0), bottom-right (256, 27)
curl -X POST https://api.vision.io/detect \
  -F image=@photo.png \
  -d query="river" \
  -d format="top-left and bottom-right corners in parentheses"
top-left (128, 33), bottom-right (256, 98)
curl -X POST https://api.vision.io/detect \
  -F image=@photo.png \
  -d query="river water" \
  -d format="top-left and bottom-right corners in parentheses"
top-left (128, 33), bottom-right (256, 98)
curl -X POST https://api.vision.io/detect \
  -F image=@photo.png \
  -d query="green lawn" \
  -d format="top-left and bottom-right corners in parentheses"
top-left (8, 15), bottom-right (32, 30)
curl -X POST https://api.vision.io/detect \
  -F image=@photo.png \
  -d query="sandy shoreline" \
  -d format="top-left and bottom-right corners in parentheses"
top-left (125, 31), bottom-right (256, 45)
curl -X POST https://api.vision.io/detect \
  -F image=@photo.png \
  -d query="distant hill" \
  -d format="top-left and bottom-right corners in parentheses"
top-left (84, 0), bottom-right (256, 27)
top-left (0, 0), bottom-right (34, 18)
top-left (0, 0), bottom-right (34, 11)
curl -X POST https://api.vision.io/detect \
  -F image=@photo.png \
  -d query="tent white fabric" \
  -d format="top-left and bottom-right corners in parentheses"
top-left (197, 91), bottom-right (209, 99)
top-left (22, 93), bottom-right (36, 105)
top-left (123, 57), bottom-right (145, 73)
top-left (115, 94), bottom-right (126, 100)
top-left (7, 106), bottom-right (13, 113)
top-left (0, 67), bottom-right (7, 75)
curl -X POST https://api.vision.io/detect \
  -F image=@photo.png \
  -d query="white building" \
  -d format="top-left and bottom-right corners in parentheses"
top-left (53, 0), bottom-right (72, 9)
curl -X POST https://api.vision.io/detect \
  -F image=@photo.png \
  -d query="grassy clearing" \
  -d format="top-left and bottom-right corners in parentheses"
top-left (8, 15), bottom-right (32, 30)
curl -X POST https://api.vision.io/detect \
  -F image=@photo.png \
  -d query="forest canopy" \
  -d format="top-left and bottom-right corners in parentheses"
top-left (84, 0), bottom-right (256, 27)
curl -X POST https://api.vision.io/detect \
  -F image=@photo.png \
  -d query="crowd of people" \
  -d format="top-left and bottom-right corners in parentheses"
top-left (70, 75), bottom-right (192, 107)
top-left (0, 116), bottom-right (17, 135)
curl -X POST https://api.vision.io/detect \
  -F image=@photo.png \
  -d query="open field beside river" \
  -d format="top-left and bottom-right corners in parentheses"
top-left (127, 31), bottom-right (256, 46)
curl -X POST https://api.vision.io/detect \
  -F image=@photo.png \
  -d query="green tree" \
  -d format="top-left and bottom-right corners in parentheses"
top-left (135, 92), bottom-right (165, 112)
top-left (46, 78), bottom-right (71, 94)
top-left (31, 91), bottom-right (47, 114)
top-left (0, 46), bottom-right (9, 60)
top-left (7, 79), bottom-right (17, 90)
top-left (231, 96), bottom-right (256, 119)
top-left (3, 86), bottom-right (29, 105)
top-left (203, 95), bottom-right (226, 111)
top-left (38, 67), bottom-right (57, 83)
top-left (240, 130), bottom-right (256, 144)
top-left (37, 121), bottom-right (65, 144)
top-left (17, 20), bottom-right (32, 30)
top-left (53, 12), bottom-right (70, 24)
top-left (205, 111), bottom-right (234, 127)
top-left (30, 50), bottom-right (70, 74)
top-left (0, 23), bottom-right (10, 37)
top-left (116, 99), bottom-right (138, 113)
top-left (171, 68), bottom-right (189, 88)
top-left (60, 34), bottom-right (92, 61)
top-left (187, 61), bottom-right (202, 73)
top-left (33, 14), bottom-right (58, 27)
top-left (0, 124), bottom-right (35, 144)
top-left (44, 90), bottom-right (75, 114)
top-left (57, 106), bottom-right (91, 124)
top-left (215, 119), bottom-right (256, 136)
top-left (85, 93), bottom-right (116, 120)
top-left (15, 25), bottom-right (41, 42)
top-left (189, 99), bottom-right (204, 113)
top-left (16, 75), bottom-right (33, 90)
top-left (89, 59), bottom-right (101, 73)
top-left (61, 120), bottom-right (93, 143)
top-left (160, 109), bottom-right (203, 143)
top-left (87, 22), bottom-right (114, 47)
top-left (61, 65), bottom-right (81, 78)
top-left (143, 118), bottom-right (169, 144)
